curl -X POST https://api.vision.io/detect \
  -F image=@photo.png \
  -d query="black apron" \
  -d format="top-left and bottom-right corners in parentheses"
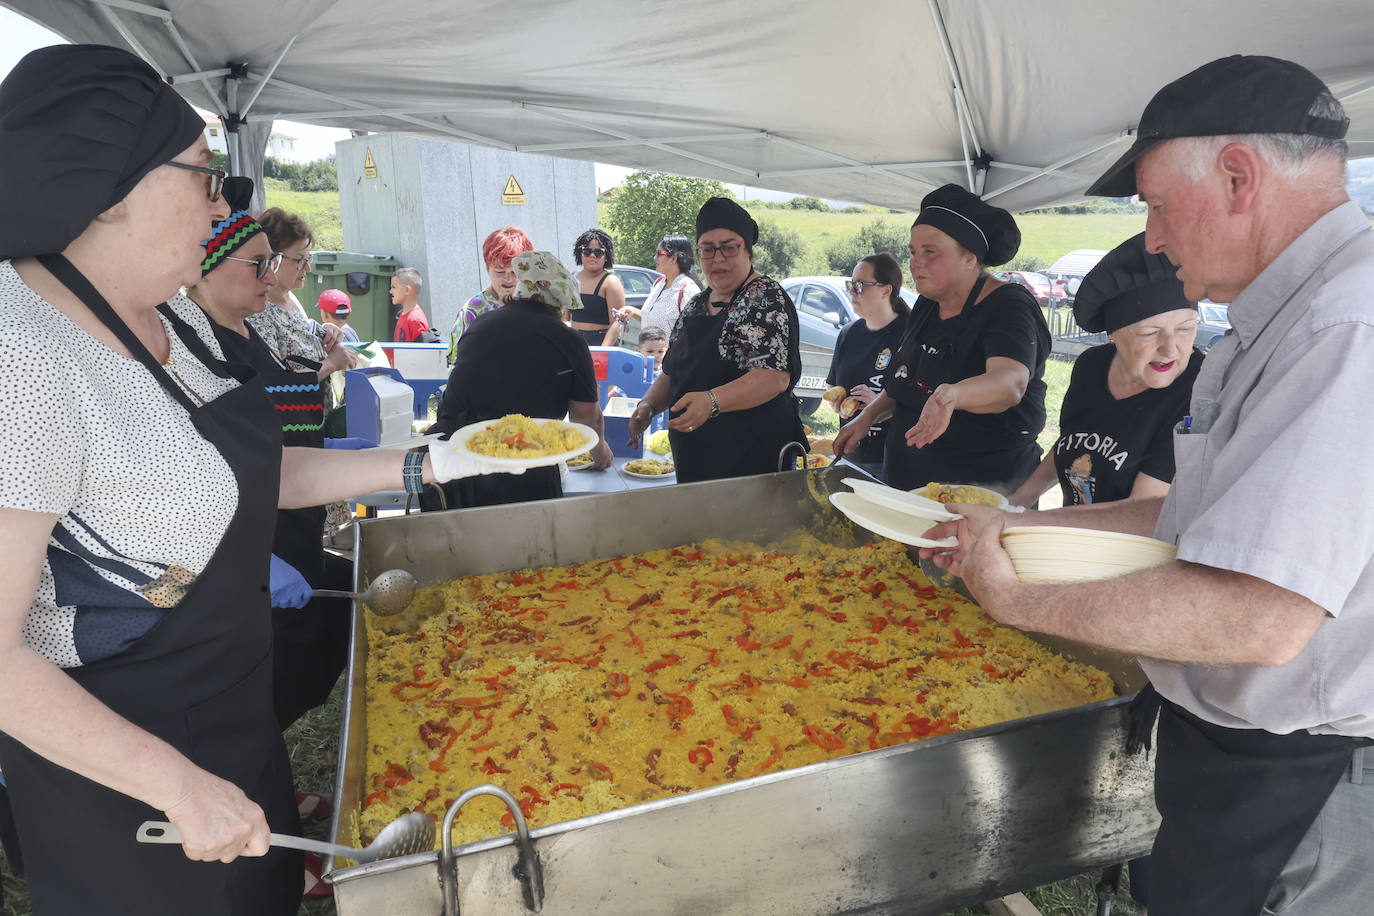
top-left (883, 278), bottom-right (1044, 492)
top-left (200, 315), bottom-right (350, 729)
top-left (0, 255), bottom-right (302, 914)
top-left (666, 280), bottom-right (806, 483)
top-left (1137, 687), bottom-right (1365, 916)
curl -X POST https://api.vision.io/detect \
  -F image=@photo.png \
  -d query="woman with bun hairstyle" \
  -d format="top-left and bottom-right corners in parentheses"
top-left (1009, 233), bottom-right (1203, 509)
top-left (823, 252), bottom-right (910, 479)
top-left (834, 184), bottom-right (1050, 493)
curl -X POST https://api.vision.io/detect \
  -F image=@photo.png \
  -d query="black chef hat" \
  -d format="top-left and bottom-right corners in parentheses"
top-left (911, 184), bottom-right (1021, 266)
top-left (694, 196), bottom-right (759, 245)
top-left (1073, 233), bottom-right (1194, 334)
top-left (1088, 56), bottom-right (1347, 198)
top-left (0, 44), bottom-right (206, 259)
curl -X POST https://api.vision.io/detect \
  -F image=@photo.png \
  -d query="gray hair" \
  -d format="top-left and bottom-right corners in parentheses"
top-left (1169, 92), bottom-right (1349, 189)
top-left (394, 266), bottom-right (423, 292)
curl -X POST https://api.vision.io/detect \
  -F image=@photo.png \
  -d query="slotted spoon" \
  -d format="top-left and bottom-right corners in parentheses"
top-left (312, 568), bottom-right (417, 616)
top-left (136, 811), bottom-right (434, 863)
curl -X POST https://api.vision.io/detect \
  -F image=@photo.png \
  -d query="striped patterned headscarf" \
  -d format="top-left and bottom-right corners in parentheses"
top-left (200, 210), bottom-right (264, 275)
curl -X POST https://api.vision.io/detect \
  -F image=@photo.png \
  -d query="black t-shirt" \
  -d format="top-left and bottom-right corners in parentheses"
top-left (826, 314), bottom-right (906, 468)
top-left (1054, 343), bottom-right (1204, 505)
top-left (435, 299), bottom-right (599, 431)
top-left (880, 282), bottom-right (1050, 489)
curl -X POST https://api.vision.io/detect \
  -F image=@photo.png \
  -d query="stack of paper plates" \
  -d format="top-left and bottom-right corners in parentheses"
top-left (1000, 526), bottom-right (1177, 583)
top-left (826, 478), bottom-right (960, 548)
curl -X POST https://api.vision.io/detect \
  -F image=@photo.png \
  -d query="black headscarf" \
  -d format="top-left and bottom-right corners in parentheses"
top-left (1074, 233), bottom-right (1194, 334)
top-left (0, 44), bottom-right (206, 259)
top-left (911, 184), bottom-right (1020, 267)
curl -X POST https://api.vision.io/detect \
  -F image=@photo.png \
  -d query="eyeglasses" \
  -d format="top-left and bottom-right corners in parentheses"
top-left (164, 161), bottom-right (226, 202)
top-left (284, 253), bottom-right (312, 270)
top-left (221, 251), bottom-right (284, 280)
top-left (655, 249), bottom-right (671, 258)
top-left (845, 279), bottom-right (890, 294)
top-left (695, 241), bottom-right (743, 260)
top-left (579, 246), bottom-right (607, 258)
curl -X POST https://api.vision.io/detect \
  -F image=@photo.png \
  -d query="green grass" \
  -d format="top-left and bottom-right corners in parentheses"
top-left (264, 178), bottom-right (345, 251)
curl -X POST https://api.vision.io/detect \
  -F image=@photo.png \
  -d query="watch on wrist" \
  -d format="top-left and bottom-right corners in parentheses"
top-left (706, 389), bottom-right (721, 419)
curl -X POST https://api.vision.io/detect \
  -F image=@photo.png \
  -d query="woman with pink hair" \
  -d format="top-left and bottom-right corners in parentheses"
top-left (447, 225), bottom-right (534, 365)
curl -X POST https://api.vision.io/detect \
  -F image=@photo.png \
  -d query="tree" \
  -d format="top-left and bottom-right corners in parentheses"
top-left (785, 195), bottom-right (831, 212)
top-left (824, 218), bottom-right (912, 274)
top-left (604, 171), bottom-right (729, 267)
top-left (752, 218), bottom-right (805, 278)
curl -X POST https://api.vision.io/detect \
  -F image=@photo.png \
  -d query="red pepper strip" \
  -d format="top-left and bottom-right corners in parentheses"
top-left (626, 591), bottom-right (661, 612)
top-left (665, 694), bottom-right (694, 725)
top-left (846, 636), bottom-right (879, 644)
top-left (769, 634), bottom-right (793, 650)
top-left (547, 581), bottom-right (585, 592)
top-left (895, 572), bottom-right (939, 598)
top-left (849, 696), bottom-right (886, 706)
top-left (783, 570), bottom-right (804, 581)
top-left (478, 756), bottom-right (510, 775)
top-left (752, 736), bottom-right (784, 777)
top-left (865, 713), bottom-right (882, 750)
top-left (861, 581), bottom-right (887, 597)
top-left (776, 676), bottom-right (809, 689)
top-left (428, 726), bottom-right (460, 773)
top-left (471, 743), bottom-right (496, 753)
top-left (952, 628), bottom-right (975, 648)
top-left (551, 782), bottom-right (582, 797)
top-left (512, 573), bottom-right (537, 586)
top-left (803, 724), bottom-right (846, 751)
top-left (688, 746), bottom-right (714, 771)
top-left (390, 677), bottom-right (442, 702)
top-left (670, 629), bottom-right (704, 639)
top-left (721, 705), bottom-right (759, 740)
top-left (634, 557), bottom-right (659, 568)
top-left (501, 430), bottom-right (525, 446)
top-left (870, 616), bottom-right (890, 634)
top-left (981, 663), bottom-right (1006, 679)
top-left (607, 672), bottom-right (631, 697)
top-left (363, 790), bottom-right (389, 808)
top-left (859, 565), bottom-right (876, 579)
top-left (735, 634), bottom-right (763, 652)
top-left (645, 653), bottom-right (681, 673)
top-left (471, 712), bottom-right (495, 740)
top-left (589, 762), bottom-right (614, 782)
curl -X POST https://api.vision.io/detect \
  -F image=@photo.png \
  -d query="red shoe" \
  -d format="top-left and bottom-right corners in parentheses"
top-left (295, 790), bottom-right (333, 822)
top-left (303, 851), bottom-right (333, 900)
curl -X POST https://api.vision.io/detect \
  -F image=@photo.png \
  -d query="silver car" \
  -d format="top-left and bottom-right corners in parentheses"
top-left (780, 276), bottom-right (917, 410)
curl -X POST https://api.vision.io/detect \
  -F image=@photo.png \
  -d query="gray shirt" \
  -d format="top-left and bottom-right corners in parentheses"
top-left (1145, 202), bottom-right (1374, 738)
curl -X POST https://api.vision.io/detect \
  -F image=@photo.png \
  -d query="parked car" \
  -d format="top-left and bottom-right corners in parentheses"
top-left (991, 270), bottom-right (1068, 309)
top-left (1045, 249), bottom-right (1109, 304)
top-left (780, 276), bottom-right (917, 410)
top-left (612, 264), bottom-right (664, 311)
top-left (1197, 301), bottom-right (1230, 352)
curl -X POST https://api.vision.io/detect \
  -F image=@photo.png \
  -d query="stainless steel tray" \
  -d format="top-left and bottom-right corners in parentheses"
top-left (327, 465), bottom-right (1157, 915)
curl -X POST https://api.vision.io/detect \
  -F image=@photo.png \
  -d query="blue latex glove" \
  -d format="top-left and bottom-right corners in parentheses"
top-left (269, 554), bottom-right (312, 609)
top-left (324, 437), bottom-right (375, 450)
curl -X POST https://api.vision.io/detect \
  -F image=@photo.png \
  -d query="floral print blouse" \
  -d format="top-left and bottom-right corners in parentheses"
top-left (669, 273), bottom-right (794, 373)
top-left (448, 288), bottom-right (503, 366)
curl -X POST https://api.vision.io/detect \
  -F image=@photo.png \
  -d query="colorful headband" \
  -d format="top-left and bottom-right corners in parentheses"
top-left (201, 210), bottom-right (264, 275)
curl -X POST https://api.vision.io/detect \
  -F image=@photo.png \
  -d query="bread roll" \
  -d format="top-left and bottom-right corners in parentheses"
top-left (822, 385), bottom-right (848, 407)
top-left (839, 396), bottom-right (862, 419)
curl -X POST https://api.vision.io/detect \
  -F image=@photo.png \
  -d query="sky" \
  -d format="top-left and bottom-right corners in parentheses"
top-left (0, 6), bottom-right (803, 201)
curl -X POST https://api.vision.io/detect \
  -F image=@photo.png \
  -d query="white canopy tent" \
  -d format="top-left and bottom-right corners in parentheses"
top-left (6, 0), bottom-right (1374, 214)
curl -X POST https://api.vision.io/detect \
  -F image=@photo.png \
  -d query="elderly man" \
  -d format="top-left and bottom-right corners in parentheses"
top-left (924, 56), bottom-right (1373, 915)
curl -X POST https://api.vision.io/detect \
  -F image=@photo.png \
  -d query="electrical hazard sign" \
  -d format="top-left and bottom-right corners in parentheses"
top-left (363, 149), bottom-right (378, 179)
top-left (501, 174), bottom-right (526, 205)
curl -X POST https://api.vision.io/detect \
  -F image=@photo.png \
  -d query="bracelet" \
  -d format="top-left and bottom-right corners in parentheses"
top-left (706, 389), bottom-right (721, 419)
top-left (636, 398), bottom-right (658, 415)
top-left (402, 448), bottom-right (426, 497)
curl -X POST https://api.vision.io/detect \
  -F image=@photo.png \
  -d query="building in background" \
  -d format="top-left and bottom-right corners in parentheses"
top-left (335, 134), bottom-right (596, 341)
top-left (202, 113), bottom-right (313, 164)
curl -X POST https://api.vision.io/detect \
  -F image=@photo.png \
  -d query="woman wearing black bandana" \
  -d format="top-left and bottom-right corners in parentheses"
top-left (834, 184), bottom-right (1050, 494)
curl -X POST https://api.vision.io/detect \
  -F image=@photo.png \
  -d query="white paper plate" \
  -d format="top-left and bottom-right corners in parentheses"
top-left (566, 457), bottom-right (598, 471)
top-left (999, 525), bottom-right (1176, 582)
top-left (913, 483), bottom-right (1010, 509)
top-left (842, 478), bottom-right (961, 522)
top-left (440, 419), bottom-right (597, 470)
top-left (828, 492), bottom-right (957, 548)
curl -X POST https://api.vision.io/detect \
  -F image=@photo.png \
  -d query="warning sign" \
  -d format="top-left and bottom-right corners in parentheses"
top-left (501, 174), bottom-right (526, 205)
top-left (363, 149), bottom-right (377, 179)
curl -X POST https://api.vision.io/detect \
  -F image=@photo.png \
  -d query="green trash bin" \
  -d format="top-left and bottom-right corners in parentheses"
top-left (300, 251), bottom-right (400, 343)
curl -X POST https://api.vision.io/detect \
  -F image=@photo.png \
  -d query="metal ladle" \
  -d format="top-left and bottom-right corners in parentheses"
top-left (136, 811), bottom-right (436, 864)
top-left (312, 568), bottom-right (417, 616)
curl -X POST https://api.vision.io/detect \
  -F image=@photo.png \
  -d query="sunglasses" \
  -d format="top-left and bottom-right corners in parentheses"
top-left (695, 241), bottom-right (743, 260)
top-left (221, 251), bottom-right (284, 280)
top-left (579, 246), bottom-right (607, 257)
top-left (164, 161), bottom-right (226, 202)
top-left (655, 248), bottom-right (671, 257)
top-left (845, 279), bottom-right (890, 294)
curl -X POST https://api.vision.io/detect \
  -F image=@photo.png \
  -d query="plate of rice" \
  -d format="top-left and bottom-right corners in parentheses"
top-left (443, 414), bottom-right (597, 469)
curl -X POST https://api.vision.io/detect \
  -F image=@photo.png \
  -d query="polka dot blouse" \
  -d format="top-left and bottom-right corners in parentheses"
top-left (0, 264), bottom-right (243, 667)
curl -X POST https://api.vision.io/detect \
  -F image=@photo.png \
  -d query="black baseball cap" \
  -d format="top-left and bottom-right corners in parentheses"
top-left (1087, 55), bottom-right (1348, 198)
